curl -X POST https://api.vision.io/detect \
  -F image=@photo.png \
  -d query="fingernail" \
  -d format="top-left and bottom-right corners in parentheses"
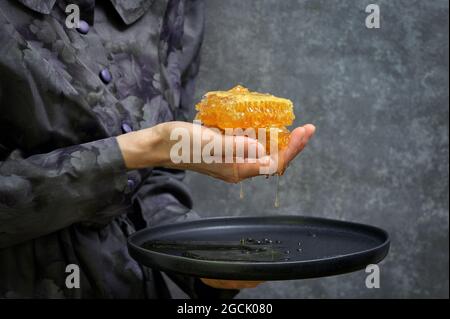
top-left (304, 124), bottom-right (316, 135)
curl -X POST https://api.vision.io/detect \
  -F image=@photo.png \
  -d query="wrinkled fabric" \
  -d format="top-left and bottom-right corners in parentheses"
top-left (0, 0), bottom-right (230, 299)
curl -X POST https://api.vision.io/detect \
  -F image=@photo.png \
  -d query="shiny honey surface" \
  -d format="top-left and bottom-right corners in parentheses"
top-left (195, 85), bottom-right (295, 151)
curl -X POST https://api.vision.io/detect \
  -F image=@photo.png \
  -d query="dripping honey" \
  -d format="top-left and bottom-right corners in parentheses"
top-left (195, 85), bottom-right (295, 207)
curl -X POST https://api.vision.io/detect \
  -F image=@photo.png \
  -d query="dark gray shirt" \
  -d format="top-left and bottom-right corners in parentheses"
top-left (0, 0), bottom-right (232, 298)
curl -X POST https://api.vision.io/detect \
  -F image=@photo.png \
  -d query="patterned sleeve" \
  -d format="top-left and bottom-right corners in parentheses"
top-left (0, 5), bottom-right (131, 249)
top-left (0, 137), bottom-right (129, 249)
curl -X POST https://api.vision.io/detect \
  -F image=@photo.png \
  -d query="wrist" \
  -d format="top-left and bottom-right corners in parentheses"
top-left (117, 124), bottom-right (168, 169)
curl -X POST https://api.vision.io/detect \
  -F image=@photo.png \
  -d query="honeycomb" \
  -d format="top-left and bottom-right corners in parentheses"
top-left (195, 85), bottom-right (295, 152)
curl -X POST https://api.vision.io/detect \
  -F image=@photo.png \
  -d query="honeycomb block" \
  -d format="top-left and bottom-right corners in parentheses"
top-left (195, 85), bottom-right (295, 151)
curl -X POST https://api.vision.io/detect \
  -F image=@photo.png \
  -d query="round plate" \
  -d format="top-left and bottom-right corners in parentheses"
top-left (127, 216), bottom-right (390, 280)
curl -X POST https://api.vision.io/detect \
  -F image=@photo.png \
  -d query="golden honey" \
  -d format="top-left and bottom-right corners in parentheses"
top-left (195, 85), bottom-right (295, 152)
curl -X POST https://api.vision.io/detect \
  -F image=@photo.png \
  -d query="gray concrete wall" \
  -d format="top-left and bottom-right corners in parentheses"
top-left (184, 0), bottom-right (449, 298)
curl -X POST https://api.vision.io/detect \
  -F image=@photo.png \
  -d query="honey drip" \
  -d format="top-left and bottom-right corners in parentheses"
top-left (195, 85), bottom-right (296, 208)
top-left (274, 174), bottom-right (280, 208)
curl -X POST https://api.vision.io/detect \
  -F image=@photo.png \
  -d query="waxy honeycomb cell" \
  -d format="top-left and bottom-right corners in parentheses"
top-left (195, 85), bottom-right (295, 151)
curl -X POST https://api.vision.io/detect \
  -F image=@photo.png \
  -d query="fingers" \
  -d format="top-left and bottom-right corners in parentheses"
top-left (303, 124), bottom-right (316, 143)
top-left (235, 156), bottom-right (271, 180)
top-left (224, 135), bottom-right (266, 159)
top-left (219, 124), bottom-right (316, 182)
top-left (284, 124), bottom-right (316, 164)
top-left (181, 123), bottom-right (316, 184)
top-left (200, 278), bottom-right (263, 289)
top-left (200, 127), bottom-right (266, 159)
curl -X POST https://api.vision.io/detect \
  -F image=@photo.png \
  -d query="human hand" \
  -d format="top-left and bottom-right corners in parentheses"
top-left (117, 121), bottom-right (315, 182)
top-left (200, 278), bottom-right (263, 289)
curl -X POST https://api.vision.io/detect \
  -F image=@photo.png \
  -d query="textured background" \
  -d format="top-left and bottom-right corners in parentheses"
top-left (182, 0), bottom-right (449, 298)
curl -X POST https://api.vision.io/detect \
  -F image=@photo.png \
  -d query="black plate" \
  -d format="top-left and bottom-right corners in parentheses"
top-left (128, 216), bottom-right (390, 280)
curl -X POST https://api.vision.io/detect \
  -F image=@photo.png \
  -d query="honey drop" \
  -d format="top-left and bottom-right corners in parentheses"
top-left (274, 174), bottom-right (281, 208)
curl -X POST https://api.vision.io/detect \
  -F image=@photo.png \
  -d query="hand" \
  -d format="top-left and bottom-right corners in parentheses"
top-left (117, 121), bottom-right (316, 182)
top-left (200, 278), bottom-right (263, 289)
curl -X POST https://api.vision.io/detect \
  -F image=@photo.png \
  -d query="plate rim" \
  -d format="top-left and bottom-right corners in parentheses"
top-left (127, 215), bottom-right (390, 280)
